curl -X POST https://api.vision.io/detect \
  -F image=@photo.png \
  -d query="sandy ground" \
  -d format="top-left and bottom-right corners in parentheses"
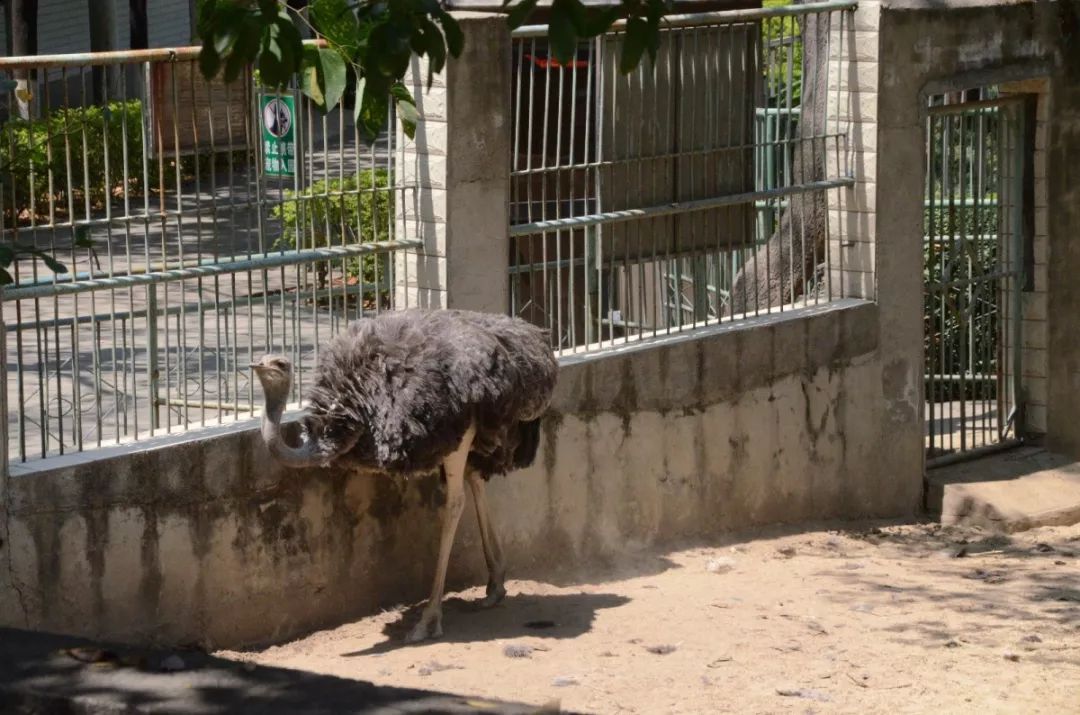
top-left (219, 521), bottom-right (1080, 714)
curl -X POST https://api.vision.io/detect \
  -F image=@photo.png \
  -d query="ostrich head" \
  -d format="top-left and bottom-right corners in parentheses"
top-left (251, 354), bottom-right (323, 468)
top-left (250, 354), bottom-right (292, 411)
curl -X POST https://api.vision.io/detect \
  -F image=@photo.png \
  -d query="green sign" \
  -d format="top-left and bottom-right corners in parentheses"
top-left (260, 94), bottom-right (296, 177)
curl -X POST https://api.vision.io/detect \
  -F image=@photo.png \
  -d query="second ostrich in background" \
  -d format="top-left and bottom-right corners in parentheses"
top-left (251, 308), bottom-right (559, 642)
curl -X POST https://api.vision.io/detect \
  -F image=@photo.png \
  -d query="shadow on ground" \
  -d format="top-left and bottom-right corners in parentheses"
top-left (802, 521), bottom-right (1080, 664)
top-left (0, 627), bottom-right (548, 714)
top-left (343, 591), bottom-right (632, 657)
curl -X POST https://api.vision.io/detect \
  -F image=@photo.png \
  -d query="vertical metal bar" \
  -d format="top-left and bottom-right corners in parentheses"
top-left (205, 65), bottom-right (223, 425)
top-left (0, 301), bottom-right (6, 483)
top-left (540, 42), bottom-right (552, 347)
top-left (1010, 103), bottom-right (1025, 440)
top-left (554, 45), bottom-right (565, 353)
top-left (567, 41), bottom-right (579, 351)
top-left (510, 38), bottom-right (525, 324)
top-left (593, 37), bottom-right (606, 350)
top-left (185, 60), bottom-right (207, 428)
top-left (143, 62), bottom-right (160, 432)
top-left (963, 104), bottom-right (972, 451)
top-left (925, 107), bottom-right (936, 456)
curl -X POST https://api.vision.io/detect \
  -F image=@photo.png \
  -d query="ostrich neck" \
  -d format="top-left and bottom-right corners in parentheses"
top-left (260, 391), bottom-right (329, 468)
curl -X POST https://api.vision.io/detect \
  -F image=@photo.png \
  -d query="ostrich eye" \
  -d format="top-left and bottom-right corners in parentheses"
top-left (271, 359), bottom-right (289, 370)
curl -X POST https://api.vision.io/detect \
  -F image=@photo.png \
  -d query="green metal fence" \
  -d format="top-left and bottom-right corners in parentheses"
top-left (924, 90), bottom-right (1027, 466)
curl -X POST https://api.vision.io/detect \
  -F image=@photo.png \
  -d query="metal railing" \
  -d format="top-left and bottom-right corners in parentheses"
top-left (924, 88), bottom-right (1027, 466)
top-left (508, 1), bottom-right (856, 355)
top-left (0, 45), bottom-right (418, 464)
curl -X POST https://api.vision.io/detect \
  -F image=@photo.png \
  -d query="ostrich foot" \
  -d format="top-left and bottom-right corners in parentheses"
top-left (406, 605), bottom-right (443, 643)
top-left (480, 578), bottom-right (507, 608)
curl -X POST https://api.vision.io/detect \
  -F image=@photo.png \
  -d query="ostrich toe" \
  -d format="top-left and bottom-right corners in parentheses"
top-left (481, 579), bottom-right (507, 608)
top-left (406, 606), bottom-right (443, 642)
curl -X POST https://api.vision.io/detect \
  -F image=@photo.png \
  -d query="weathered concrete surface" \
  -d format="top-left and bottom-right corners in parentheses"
top-left (926, 447), bottom-right (1080, 532)
top-left (0, 299), bottom-right (918, 648)
top-left (0, 627), bottom-right (545, 714)
top-left (877, 0), bottom-right (1080, 456)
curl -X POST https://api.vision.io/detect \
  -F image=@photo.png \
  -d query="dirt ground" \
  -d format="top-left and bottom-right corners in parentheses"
top-left (219, 521), bottom-right (1080, 714)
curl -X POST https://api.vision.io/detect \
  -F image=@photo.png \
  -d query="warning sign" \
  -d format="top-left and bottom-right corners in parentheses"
top-left (261, 94), bottom-right (297, 177)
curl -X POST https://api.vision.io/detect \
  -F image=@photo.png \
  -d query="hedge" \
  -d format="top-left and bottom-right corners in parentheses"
top-left (271, 169), bottom-right (394, 291)
top-left (0, 100), bottom-right (248, 225)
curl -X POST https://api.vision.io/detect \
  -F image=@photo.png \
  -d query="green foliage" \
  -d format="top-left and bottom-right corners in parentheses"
top-left (762, 0), bottom-right (802, 108)
top-left (271, 169), bottom-right (393, 287)
top-left (196, 0), bottom-right (672, 140)
top-left (923, 206), bottom-right (1002, 403)
top-left (0, 100), bottom-right (144, 219)
top-left (925, 204), bottom-right (998, 239)
top-left (0, 100), bottom-right (246, 226)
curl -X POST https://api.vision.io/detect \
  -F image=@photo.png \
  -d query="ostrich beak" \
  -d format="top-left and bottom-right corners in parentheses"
top-left (249, 363), bottom-right (262, 371)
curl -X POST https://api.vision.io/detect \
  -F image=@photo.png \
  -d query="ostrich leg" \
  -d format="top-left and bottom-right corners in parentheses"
top-left (467, 471), bottom-right (506, 607)
top-left (407, 424), bottom-right (475, 642)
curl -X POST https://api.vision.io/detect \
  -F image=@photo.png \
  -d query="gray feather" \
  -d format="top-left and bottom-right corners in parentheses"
top-left (302, 309), bottom-right (558, 478)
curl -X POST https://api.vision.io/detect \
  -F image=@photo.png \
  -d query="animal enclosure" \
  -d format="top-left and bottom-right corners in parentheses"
top-left (0, 45), bottom-right (418, 464)
top-left (508, 3), bottom-right (855, 354)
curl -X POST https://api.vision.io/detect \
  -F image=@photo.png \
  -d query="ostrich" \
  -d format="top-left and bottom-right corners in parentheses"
top-left (251, 308), bottom-right (559, 642)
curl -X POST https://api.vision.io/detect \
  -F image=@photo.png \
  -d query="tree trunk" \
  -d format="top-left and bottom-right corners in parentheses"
top-left (10, 0), bottom-right (38, 119)
top-left (730, 2), bottom-right (830, 315)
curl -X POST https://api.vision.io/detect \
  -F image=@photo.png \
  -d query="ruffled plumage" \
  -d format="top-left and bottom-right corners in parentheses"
top-left (301, 309), bottom-right (558, 478)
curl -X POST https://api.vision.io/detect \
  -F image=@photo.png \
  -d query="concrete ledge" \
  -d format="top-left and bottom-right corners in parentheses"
top-left (0, 627), bottom-right (543, 714)
top-left (927, 447), bottom-right (1080, 532)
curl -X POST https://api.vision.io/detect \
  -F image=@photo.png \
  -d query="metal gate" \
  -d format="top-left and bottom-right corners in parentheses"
top-left (924, 91), bottom-right (1029, 467)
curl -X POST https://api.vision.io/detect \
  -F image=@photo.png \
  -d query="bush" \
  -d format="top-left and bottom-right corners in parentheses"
top-left (923, 204), bottom-right (1002, 403)
top-left (0, 100), bottom-right (250, 225)
top-left (925, 204), bottom-right (998, 239)
top-left (272, 169), bottom-right (395, 292)
top-left (0, 100), bottom-right (143, 218)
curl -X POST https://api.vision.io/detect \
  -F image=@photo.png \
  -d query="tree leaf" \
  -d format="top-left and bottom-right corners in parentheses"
top-left (198, 44), bottom-right (221, 79)
top-left (353, 73), bottom-right (366, 126)
top-left (505, 0), bottom-right (539, 30)
top-left (437, 11), bottom-right (464, 57)
top-left (391, 82), bottom-right (419, 140)
top-left (258, 23), bottom-right (288, 87)
top-left (41, 254), bottom-right (68, 275)
top-left (223, 17), bottom-right (260, 83)
top-left (310, 0), bottom-right (362, 57)
top-left (357, 89), bottom-right (389, 143)
top-left (301, 65), bottom-right (324, 107)
top-left (548, 0), bottom-right (577, 65)
top-left (73, 226), bottom-right (94, 249)
top-left (318, 47), bottom-right (349, 112)
top-left (621, 17), bottom-right (649, 74)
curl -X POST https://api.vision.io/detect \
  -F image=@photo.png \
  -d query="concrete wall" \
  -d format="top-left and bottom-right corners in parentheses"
top-left (0, 299), bottom-right (909, 648)
top-left (874, 0), bottom-right (1080, 453)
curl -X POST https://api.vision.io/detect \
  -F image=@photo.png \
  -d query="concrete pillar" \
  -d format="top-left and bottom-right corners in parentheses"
top-left (395, 12), bottom-right (512, 314)
top-left (999, 79), bottom-right (1049, 439)
top-left (827, 2), bottom-right (880, 301)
